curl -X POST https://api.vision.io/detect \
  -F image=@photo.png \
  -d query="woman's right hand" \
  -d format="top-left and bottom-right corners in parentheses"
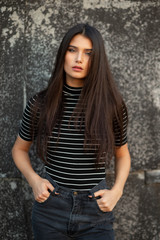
top-left (31, 175), bottom-right (54, 203)
top-left (12, 137), bottom-right (55, 203)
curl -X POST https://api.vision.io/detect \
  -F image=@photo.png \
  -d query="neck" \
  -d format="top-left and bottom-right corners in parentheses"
top-left (66, 78), bottom-right (84, 88)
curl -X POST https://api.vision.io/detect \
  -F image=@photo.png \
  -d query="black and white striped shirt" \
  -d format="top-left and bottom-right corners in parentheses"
top-left (19, 84), bottom-right (127, 190)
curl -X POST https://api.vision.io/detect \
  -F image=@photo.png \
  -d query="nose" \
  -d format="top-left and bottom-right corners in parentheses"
top-left (76, 52), bottom-right (83, 63)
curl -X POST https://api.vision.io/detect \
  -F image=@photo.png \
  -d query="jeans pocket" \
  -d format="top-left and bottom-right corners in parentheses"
top-left (87, 197), bottom-right (114, 228)
top-left (93, 197), bottom-right (106, 214)
top-left (92, 197), bottom-right (114, 220)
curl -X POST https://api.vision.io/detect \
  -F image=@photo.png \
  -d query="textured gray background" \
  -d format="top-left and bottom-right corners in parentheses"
top-left (1, 0), bottom-right (160, 239)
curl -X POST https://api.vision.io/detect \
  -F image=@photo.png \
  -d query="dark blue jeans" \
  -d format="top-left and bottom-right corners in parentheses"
top-left (32, 174), bottom-right (115, 240)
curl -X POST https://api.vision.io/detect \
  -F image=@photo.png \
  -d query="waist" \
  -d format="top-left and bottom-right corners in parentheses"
top-left (45, 173), bottom-right (108, 198)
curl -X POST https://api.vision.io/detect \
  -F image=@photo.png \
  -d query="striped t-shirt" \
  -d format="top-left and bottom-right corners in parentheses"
top-left (19, 83), bottom-right (127, 191)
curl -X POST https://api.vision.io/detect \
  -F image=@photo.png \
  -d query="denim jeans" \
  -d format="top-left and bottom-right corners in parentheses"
top-left (32, 174), bottom-right (115, 240)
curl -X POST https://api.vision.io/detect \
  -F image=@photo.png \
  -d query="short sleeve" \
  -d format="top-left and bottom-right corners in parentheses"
top-left (113, 105), bottom-right (128, 146)
top-left (19, 95), bottom-right (39, 141)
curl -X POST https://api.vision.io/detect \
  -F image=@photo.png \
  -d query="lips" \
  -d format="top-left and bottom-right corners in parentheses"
top-left (72, 66), bottom-right (83, 71)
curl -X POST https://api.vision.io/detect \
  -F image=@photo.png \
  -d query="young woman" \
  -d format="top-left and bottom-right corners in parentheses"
top-left (12, 23), bottom-right (131, 240)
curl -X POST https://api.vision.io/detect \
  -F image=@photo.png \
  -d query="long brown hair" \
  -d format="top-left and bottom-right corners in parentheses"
top-left (32, 23), bottom-right (127, 166)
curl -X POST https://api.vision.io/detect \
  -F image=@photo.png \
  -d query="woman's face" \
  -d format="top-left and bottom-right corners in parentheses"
top-left (64, 34), bottom-right (92, 87)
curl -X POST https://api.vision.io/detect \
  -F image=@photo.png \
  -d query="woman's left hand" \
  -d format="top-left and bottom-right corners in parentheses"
top-left (94, 188), bottom-right (122, 212)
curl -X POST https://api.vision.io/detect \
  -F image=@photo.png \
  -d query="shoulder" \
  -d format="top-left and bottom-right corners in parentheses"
top-left (27, 94), bottom-right (38, 108)
top-left (26, 91), bottom-right (46, 111)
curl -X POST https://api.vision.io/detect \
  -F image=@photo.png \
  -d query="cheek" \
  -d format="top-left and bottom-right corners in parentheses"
top-left (65, 53), bottom-right (73, 63)
top-left (64, 54), bottom-right (72, 70)
top-left (64, 56), bottom-right (69, 71)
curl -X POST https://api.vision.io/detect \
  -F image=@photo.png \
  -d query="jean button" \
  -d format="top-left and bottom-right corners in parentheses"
top-left (73, 191), bottom-right (78, 195)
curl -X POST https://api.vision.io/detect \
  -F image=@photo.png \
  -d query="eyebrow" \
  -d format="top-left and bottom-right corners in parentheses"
top-left (68, 45), bottom-right (93, 51)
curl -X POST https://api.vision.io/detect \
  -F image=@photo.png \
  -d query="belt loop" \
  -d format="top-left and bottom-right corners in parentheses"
top-left (45, 173), bottom-right (60, 195)
top-left (50, 185), bottom-right (60, 196)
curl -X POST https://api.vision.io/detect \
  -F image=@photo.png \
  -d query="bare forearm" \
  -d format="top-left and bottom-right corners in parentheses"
top-left (12, 136), bottom-right (54, 203)
top-left (93, 144), bottom-right (131, 212)
top-left (12, 148), bottom-right (40, 187)
top-left (112, 154), bottom-right (131, 194)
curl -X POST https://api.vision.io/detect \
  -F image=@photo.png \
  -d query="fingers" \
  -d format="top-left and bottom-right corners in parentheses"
top-left (97, 199), bottom-right (112, 212)
top-left (93, 189), bottom-right (113, 212)
top-left (36, 186), bottom-right (50, 199)
top-left (95, 189), bottom-right (117, 212)
top-left (46, 180), bottom-right (60, 195)
top-left (94, 189), bottom-right (105, 198)
top-left (46, 180), bottom-right (54, 192)
top-left (34, 179), bottom-right (54, 202)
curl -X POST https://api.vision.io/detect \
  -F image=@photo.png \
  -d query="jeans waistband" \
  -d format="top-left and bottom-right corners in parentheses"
top-left (45, 173), bottom-right (108, 198)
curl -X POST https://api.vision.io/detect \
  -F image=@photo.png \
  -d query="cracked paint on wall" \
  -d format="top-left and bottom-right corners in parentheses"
top-left (1, 8), bottom-right (24, 48)
top-left (83, 0), bottom-right (160, 9)
top-left (28, 6), bottom-right (56, 45)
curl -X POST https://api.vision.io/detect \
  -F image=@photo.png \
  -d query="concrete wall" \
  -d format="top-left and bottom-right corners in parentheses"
top-left (1, 0), bottom-right (160, 239)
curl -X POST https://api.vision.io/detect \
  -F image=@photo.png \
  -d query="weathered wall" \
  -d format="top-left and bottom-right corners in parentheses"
top-left (1, 0), bottom-right (160, 239)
